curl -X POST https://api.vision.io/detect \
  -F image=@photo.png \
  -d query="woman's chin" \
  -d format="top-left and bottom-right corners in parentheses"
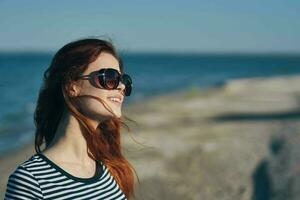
top-left (104, 109), bottom-right (122, 119)
top-left (112, 110), bottom-right (122, 118)
top-left (108, 103), bottom-right (122, 117)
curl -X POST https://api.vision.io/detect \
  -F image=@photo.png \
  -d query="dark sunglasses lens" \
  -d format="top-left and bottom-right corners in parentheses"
top-left (125, 85), bottom-right (132, 96)
top-left (104, 69), bottom-right (119, 89)
top-left (122, 74), bottom-right (132, 85)
top-left (122, 74), bottom-right (132, 96)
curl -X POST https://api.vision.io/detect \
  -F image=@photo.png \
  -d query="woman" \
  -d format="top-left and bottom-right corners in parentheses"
top-left (4, 38), bottom-right (137, 199)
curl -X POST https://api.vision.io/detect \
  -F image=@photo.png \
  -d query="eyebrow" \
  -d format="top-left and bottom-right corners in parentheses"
top-left (106, 67), bottom-right (121, 73)
top-left (84, 67), bottom-right (121, 76)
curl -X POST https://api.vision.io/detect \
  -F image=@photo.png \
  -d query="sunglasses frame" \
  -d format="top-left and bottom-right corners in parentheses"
top-left (77, 68), bottom-right (133, 96)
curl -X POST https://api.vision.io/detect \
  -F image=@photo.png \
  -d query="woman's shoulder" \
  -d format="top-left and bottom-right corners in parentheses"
top-left (10, 153), bottom-right (43, 173)
top-left (7, 153), bottom-right (44, 183)
top-left (5, 153), bottom-right (44, 199)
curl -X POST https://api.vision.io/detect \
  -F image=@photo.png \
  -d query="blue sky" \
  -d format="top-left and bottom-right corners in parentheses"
top-left (0, 0), bottom-right (299, 53)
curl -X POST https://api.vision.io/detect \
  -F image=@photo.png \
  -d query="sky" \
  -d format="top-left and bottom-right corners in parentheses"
top-left (0, 0), bottom-right (299, 53)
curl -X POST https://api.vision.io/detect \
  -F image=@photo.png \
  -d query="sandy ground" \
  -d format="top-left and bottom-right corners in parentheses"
top-left (1, 74), bottom-right (300, 199)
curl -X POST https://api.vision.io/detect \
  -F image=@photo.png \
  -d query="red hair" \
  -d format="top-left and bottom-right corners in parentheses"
top-left (34, 37), bottom-right (138, 199)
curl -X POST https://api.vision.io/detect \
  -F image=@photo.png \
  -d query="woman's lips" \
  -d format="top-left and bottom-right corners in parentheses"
top-left (107, 97), bottom-right (122, 106)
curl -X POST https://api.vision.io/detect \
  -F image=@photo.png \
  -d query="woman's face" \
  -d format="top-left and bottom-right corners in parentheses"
top-left (72, 51), bottom-right (126, 124)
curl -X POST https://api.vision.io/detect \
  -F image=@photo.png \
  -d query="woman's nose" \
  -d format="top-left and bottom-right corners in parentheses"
top-left (117, 81), bottom-right (126, 94)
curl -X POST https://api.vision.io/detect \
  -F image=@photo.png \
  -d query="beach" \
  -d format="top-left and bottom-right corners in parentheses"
top-left (1, 74), bottom-right (300, 199)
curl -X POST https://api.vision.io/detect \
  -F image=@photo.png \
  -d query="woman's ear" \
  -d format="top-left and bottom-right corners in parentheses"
top-left (65, 82), bottom-right (80, 97)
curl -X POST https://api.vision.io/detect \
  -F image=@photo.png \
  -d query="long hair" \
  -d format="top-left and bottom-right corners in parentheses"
top-left (34, 37), bottom-right (137, 199)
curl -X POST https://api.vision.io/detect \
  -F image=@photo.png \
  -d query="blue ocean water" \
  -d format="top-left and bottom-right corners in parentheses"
top-left (0, 52), bottom-right (300, 155)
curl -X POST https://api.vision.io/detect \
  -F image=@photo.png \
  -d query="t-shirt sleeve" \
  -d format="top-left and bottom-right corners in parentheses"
top-left (4, 165), bottom-right (43, 200)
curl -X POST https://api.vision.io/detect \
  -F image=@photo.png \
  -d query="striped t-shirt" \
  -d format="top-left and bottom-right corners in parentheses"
top-left (4, 153), bottom-right (127, 200)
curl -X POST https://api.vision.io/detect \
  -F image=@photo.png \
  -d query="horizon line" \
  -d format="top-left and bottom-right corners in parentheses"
top-left (0, 49), bottom-right (300, 56)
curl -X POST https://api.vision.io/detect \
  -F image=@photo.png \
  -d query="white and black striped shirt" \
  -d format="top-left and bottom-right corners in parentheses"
top-left (4, 153), bottom-right (127, 200)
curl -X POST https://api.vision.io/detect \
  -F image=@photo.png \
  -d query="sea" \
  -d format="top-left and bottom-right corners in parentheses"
top-left (0, 52), bottom-right (300, 155)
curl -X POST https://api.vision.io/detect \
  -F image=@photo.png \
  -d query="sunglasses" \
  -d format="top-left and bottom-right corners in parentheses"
top-left (77, 68), bottom-right (133, 96)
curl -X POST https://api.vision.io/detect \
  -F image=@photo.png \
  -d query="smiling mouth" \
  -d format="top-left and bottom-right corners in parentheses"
top-left (107, 97), bottom-right (122, 106)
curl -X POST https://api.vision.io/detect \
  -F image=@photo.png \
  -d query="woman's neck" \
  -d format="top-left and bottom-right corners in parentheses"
top-left (42, 110), bottom-right (98, 164)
